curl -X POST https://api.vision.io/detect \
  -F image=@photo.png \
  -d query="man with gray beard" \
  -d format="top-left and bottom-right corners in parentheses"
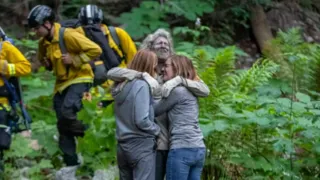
top-left (107, 28), bottom-right (209, 180)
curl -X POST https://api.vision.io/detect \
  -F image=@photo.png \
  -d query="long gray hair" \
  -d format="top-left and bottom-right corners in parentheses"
top-left (140, 28), bottom-right (174, 54)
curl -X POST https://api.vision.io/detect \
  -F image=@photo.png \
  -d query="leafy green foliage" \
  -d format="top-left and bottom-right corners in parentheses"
top-left (4, 133), bottom-right (55, 179)
top-left (3, 1), bottom-right (320, 178)
top-left (3, 70), bottom-right (60, 179)
top-left (77, 98), bottom-right (117, 172)
top-left (266, 28), bottom-right (320, 93)
top-left (12, 32), bottom-right (38, 60)
top-left (192, 31), bottom-right (320, 179)
top-left (173, 26), bottom-right (211, 45)
top-left (61, 0), bottom-right (88, 18)
top-left (117, 0), bottom-right (214, 39)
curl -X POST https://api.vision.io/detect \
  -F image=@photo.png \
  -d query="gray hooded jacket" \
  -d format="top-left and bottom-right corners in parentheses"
top-left (112, 79), bottom-right (160, 142)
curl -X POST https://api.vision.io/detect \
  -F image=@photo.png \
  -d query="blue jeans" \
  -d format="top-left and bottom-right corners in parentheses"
top-left (166, 148), bottom-right (206, 180)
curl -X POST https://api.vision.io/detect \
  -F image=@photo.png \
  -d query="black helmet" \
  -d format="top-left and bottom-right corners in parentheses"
top-left (27, 5), bottom-right (55, 28)
top-left (78, 4), bottom-right (103, 25)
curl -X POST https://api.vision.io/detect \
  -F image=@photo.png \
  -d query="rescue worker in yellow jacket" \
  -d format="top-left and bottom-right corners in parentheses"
top-left (28, 5), bottom-right (102, 179)
top-left (0, 28), bottom-right (31, 175)
top-left (78, 4), bottom-right (137, 107)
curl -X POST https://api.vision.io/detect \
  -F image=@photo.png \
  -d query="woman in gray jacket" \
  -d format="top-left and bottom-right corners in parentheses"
top-left (111, 49), bottom-right (161, 180)
top-left (154, 55), bottom-right (206, 180)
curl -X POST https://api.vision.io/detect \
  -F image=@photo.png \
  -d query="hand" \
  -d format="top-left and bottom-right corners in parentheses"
top-left (161, 76), bottom-right (183, 98)
top-left (61, 53), bottom-right (73, 65)
top-left (0, 60), bottom-right (8, 74)
top-left (142, 72), bottom-right (160, 95)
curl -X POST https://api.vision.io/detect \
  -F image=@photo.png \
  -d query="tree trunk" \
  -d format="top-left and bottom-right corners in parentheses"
top-left (249, 4), bottom-right (274, 52)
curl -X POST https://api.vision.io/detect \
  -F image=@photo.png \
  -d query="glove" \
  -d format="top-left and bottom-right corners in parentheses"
top-left (142, 72), bottom-right (160, 95)
top-left (161, 76), bottom-right (185, 98)
top-left (0, 60), bottom-right (8, 74)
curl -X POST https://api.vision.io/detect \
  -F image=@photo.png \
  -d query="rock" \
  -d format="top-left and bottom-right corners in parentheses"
top-left (93, 166), bottom-right (119, 180)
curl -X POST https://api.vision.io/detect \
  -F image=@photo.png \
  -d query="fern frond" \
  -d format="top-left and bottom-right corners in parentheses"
top-left (213, 46), bottom-right (236, 80)
top-left (230, 59), bottom-right (279, 94)
top-left (265, 28), bottom-right (320, 93)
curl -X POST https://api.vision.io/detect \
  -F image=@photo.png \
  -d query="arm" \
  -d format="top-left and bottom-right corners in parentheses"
top-left (116, 28), bottom-right (137, 64)
top-left (64, 28), bottom-right (102, 67)
top-left (0, 42), bottom-right (31, 77)
top-left (107, 67), bottom-right (141, 82)
top-left (134, 83), bottom-right (160, 136)
top-left (183, 77), bottom-right (210, 97)
top-left (161, 76), bottom-right (210, 98)
top-left (154, 88), bottom-right (181, 116)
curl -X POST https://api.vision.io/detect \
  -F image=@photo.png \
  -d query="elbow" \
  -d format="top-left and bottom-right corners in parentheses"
top-left (203, 87), bottom-right (210, 97)
top-left (25, 65), bottom-right (32, 75)
top-left (21, 64), bottom-right (32, 76)
top-left (106, 67), bottom-right (120, 76)
top-left (22, 62), bottom-right (32, 76)
top-left (106, 67), bottom-right (123, 81)
top-left (196, 87), bottom-right (210, 97)
top-left (96, 46), bottom-right (102, 57)
top-left (89, 46), bottom-right (102, 61)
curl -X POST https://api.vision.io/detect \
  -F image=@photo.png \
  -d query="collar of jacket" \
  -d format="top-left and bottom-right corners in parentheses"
top-left (100, 24), bottom-right (110, 36)
top-left (41, 23), bottom-right (61, 45)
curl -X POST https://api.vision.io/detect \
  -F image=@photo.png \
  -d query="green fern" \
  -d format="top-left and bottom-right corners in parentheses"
top-left (234, 59), bottom-right (279, 94)
top-left (266, 28), bottom-right (320, 93)
top-left (197, 47), bottom-right (279, 117)
top-left (310, 50), bottom-right (320, 92)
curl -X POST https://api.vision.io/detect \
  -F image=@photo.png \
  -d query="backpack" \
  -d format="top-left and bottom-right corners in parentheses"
top-left (0, 27), bottom-right (14, 45)
top-left (59, 19), bottom-right (81, 28)
top-left (0, 42), bottom-right (32, 135)
top-left (60, 19), bottom-right (124, 59)
top-left (59, 23), bottom-right (121, 86)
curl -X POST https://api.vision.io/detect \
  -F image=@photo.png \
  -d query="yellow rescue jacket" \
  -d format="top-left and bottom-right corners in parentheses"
top-left (0, 41), bottom-right (31, 106)
top-left (76, 24), bottom-right (137, 101)
top-left (38, 23), bottom-right (102, 94)
top-left (100, 24), bottom-right (137, 66)
top-left (100, 24), bottom-right (137, 100)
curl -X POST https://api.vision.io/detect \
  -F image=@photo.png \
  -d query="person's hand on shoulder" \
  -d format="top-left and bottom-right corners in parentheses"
top-left (142, 72), bottom-right (160, 96)
top-left (161, 76), bottom-right (185, 98)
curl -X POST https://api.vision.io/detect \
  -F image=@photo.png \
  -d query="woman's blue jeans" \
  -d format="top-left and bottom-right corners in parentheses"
top-left (166, 147), bottom-right (206, 180)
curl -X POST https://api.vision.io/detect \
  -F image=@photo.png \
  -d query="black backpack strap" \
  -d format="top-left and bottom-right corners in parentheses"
top-left (108, 26), bottom-right (120, 47)
top-left (58, 27), bottom-right (70, 75)
top-left (108, 26), bottom-right (126, 62)
top-left (59, 27), bottom-right (67, 54)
